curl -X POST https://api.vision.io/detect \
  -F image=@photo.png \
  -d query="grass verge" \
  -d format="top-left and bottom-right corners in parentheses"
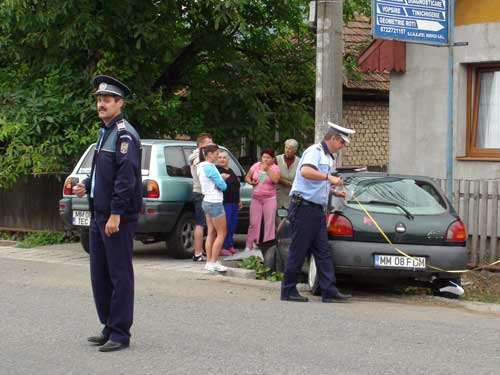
top-left (461, 271), bottom-right (500, 304)
top-left (0, 230), bottom-right (76, 248)
top-left (239, 256), bottom-right (283, 281)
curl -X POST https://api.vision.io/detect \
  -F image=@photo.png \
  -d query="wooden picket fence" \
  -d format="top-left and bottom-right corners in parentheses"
top-left (435, 179), bottom-right (500, 265)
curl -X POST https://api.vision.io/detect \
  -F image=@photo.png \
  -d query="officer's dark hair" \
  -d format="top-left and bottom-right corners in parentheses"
top-left (260, 147), bottom-right (275, 158)
top-left (202, 143), bottom-right (219, 158)
top-left (197, 133), bottom-right (213, 146)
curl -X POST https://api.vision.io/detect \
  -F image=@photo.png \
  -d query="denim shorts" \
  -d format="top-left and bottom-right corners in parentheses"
top-left (193, 192), bottom-right (206, 226)
top-left (202, 201), bottom-right (225, 218)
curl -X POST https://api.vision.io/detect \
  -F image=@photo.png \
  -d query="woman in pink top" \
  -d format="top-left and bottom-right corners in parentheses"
top-left (244, 147), bottom-right (281, 250)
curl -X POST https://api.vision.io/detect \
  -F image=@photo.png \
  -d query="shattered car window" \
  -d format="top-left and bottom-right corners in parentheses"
top-left (343, 177), bottom-right (447, 215)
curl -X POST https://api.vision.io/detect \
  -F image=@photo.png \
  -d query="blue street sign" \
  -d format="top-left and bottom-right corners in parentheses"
top-left (372, 0), bottom-right (449, 45)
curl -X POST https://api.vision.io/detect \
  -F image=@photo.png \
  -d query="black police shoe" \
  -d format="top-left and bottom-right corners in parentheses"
top-left (281, 293), bottom-right (309, 302)
top-left (99, 340), bottom-right (129, 352)
top-left (322, 291), bottom-right (352, 303)
top-left (87, 334), bottom-right (107, 346)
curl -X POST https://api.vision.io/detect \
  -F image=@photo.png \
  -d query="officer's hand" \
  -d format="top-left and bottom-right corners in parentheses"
top-left (72, 183), bottom-right (86, 197)
top-left (332, 190), bottom-right (347, 198)
top-left (105, 214), bottom-right (121, 237)
top-left (328, 175), bottom-right (343, 186)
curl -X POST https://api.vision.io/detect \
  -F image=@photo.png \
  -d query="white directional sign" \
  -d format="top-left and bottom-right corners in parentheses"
top-left (373, 0), bottom-right (449, 45)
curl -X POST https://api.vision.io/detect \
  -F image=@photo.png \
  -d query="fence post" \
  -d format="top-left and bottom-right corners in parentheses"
top-left (479, 181), bottom-right (489, 264)
top-left (453, 179), bottom-right (460, 214)
top-left (490, 181), bottom-right (499, 263)
top-left (463, 180), bottom-right (470, 231)
top-left (471, 181), bottom-right (480, 265)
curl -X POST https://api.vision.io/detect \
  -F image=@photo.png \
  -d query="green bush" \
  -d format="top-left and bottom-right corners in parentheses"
top-left (0, 231), bottom-right (27, 241)
top-left (17, 231), bottom-right (66, 248)
top-left (240, 256), bottom-right (283, 282)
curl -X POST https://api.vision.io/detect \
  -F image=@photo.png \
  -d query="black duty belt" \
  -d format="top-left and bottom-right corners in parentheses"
top-left (291, 194), bottom-right (323, 209)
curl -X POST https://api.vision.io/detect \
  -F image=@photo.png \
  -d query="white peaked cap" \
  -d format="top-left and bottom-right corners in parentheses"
top-left (327, 122), bottom-right (355, 144)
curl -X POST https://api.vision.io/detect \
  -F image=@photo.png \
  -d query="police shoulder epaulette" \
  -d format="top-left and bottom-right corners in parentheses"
top-left (315, 143), bottom-right (322, 151)
top-left (116, 120), bottom-right (126, 132)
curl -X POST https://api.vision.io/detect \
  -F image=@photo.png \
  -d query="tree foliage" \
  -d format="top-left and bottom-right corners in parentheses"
top-left (0, 0), bottom-right (370, 187)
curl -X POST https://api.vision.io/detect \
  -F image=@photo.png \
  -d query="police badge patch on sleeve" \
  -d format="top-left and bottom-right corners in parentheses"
top-left (120, 142), bottom-right (129, 154)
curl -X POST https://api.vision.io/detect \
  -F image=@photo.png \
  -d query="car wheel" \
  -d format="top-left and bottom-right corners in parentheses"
top-left (80, 228), bottom-right (90, 254)
top-left (432, 277), bottom-right (463, 299)
top-left (166, 211), bottom-right (196, 259)
top-left (275, 244), bottom-right (287, 273)
top-left (263, 245), bottom-right (277, 271)
top-left (308, 255), bottom-right (321, 296)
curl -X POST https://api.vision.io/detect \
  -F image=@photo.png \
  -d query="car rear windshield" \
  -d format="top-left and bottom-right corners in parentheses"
top-left (77, 144), bottom-right (152, 176)
top-left (343, 177), bottom-right (447, 215)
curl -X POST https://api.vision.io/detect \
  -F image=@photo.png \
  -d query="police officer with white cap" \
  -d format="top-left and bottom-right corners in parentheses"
top-left (281, 122), bottom-right (354, 303)
top-left (73, 75), bottom-right (142, 351)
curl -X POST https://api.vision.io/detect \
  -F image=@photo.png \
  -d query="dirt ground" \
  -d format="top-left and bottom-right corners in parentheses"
top-left (462, 271), bottom-right (500, 303)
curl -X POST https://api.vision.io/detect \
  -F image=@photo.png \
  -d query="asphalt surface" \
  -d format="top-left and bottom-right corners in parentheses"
top-left (0, 242), bottom-right (499, 375)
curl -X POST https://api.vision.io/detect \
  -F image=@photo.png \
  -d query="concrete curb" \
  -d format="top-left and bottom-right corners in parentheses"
top-left (205, 272), bottom-right (500, 315)
top-left (436, 297), bottom-right (500, 315)
top-left (0, 240), bottom-right (16, 247)
top-left (224, 267), bottom-right (256, 279)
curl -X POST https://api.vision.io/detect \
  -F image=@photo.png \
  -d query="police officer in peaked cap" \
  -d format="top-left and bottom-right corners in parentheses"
top-left (73, 75), bottom-right (142, 352)
top-left (281, 122), bottom-right (354, 303)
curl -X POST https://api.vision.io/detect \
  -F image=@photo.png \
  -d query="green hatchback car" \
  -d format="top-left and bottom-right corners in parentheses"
top-left (59, 140), bottom-right (252, 258)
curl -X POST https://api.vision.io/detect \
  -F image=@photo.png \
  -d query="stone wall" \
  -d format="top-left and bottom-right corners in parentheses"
top-left (341, 99), bottom-right (389, 170)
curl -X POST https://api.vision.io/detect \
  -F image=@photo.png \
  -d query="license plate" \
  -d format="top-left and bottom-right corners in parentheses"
top-left (72, 210), bottom-right (91, 226)
top-left (374, 254), bottom-right (426, 269)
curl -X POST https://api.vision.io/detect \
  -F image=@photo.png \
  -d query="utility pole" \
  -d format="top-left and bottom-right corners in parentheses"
top-left (314, 0), bottom-right (343, 145)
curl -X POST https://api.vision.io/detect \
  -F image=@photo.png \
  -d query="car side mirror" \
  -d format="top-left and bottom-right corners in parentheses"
top-left (277, 208), bottom-right (288, 218)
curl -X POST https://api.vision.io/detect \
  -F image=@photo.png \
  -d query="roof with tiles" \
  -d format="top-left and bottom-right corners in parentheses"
top-left (343, 16), bottom-right (390, 92)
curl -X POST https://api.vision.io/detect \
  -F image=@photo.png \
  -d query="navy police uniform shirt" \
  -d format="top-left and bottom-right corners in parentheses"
top-left (289, 141), bottom-right (335, 207)
top-left (83, 114), bottom-right (142, 222)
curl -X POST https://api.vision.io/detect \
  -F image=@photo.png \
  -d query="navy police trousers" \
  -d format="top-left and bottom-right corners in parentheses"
top-left (281, 200), bottom-right (339, 299)
top-left (89, 218), bottom-right (136, 344)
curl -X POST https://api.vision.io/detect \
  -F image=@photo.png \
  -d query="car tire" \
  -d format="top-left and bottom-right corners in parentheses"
top-left (308, 255), bottom-right (321, 296)
top-left (275, 244), bottom-right (287, 273)
top-left (432, 277), bottom-right (463, 299)
top-left (80, 229), bottom-right (90, 254)
top-left (166, 211), bottom-right (196, 259)
top-left (263, 245), bottom-right (277, 271)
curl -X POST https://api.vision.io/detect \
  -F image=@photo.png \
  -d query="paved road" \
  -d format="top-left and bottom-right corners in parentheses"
top-left (0, 243), bottom-right (499, 375)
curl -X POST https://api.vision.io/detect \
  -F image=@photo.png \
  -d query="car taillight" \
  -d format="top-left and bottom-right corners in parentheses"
top-left (145, 180), bottom-right (160, 198)
top-left (326, 213), bottom-right (353, 236)
top-left (446, 220), bottom-right (466, 241)
top-left (63, 177), bottom-right (78, 195)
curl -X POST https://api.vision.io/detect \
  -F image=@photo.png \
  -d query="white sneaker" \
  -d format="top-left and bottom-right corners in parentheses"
top-left (213, 262), bottom-right (227, 272)
top-left (243, 248), bottom-right (251, 252)
top-left (205, 262), bottom-right (215, 271)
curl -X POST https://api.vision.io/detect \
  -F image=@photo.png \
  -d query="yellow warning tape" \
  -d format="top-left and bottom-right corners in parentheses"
top-left (352, 196), bottom-right (500, 273)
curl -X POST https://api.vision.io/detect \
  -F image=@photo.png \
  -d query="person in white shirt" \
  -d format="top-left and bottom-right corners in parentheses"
top-left (197, 144), bottom-right (229, 272)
